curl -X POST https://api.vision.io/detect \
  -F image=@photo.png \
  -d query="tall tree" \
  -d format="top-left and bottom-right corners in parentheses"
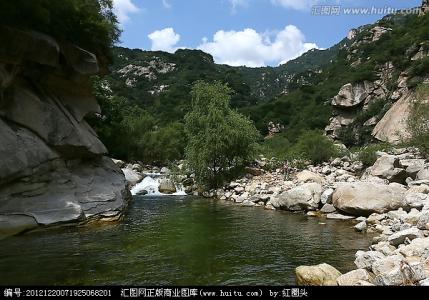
top-left (185, 81), bottom-right (260, 188)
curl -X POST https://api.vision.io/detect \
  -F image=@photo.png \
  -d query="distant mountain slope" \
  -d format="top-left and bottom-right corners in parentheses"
top-left (93, 3), bottom-right (429, 162)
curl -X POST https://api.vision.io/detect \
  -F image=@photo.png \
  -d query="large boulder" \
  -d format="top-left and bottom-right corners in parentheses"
top-left (270, 183), bottom-right (322, 211)
top-left (370, 155), bottom-right (407, 183)
top-left (332, 182), bottom-right (407, 216)
top-left (295, 263), bottom-right (342, 286)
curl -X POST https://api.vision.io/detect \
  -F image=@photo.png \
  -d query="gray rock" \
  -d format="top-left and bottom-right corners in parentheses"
top-left (370, 155), bottom-right (407, 183)
top-left (112, 159), bottom-right (126, 168)
top-left (320, 204), bottom-right (337, 214)
top-left (372, 255), bottom-right (405, 285)
top-left (417, 211), bottom-right (429, 230)
top-left (160, 167), bottom-right (170, 174)
top-left (388, 227), bottom-right (421, 246)
top-left (405, 192), bottom-right (429, 210)
top-left (295, 170), bottom-right (324, 184)
top-left (354, 250), bottom-right (385, 270)
top-left (398, 237), bottom-right (429, 258)
top-left (326, 213), bottom-right (355, 220)
top-left (270, 183), bottom-right (322, 211)
top-left (321, 188), bottom-right (334, 205)
top-left (417, 167), bottom-right (429, 181)
top-left (331, 82), bottom-right (373, 108)
top-left (370, 242), bottom-right (396, 256)
top-left (354, 221), bottom-right (367, 232)
top-left (337, 269), bottom-right (374, 286)
top-left (401, 208), bottom-right (421, 226)
top-left (400, 159), bottom-right (426, 178)
top-left (122, 167), bottom-right (143, 186)
top-left (419, 279), bottom-right (429, 286)
top-left (332, 182), bottom-right (407, 216)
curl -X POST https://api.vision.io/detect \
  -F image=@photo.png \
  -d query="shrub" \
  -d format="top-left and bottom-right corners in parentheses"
top-left (259, 134), bottom-right (291, 161)
top-left (355, 143), bottom-right (392, 167)
top-left (289, 130), bottom-right (340, 164)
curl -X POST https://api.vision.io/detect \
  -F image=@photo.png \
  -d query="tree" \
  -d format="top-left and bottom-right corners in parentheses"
top-left (184, 81), bottom-right (260, 188)
top-left (407, 84), bottom-right (429, 157)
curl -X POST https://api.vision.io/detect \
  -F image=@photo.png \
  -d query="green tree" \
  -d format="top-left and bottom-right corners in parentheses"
top-left (185, 81), bottom-right (260, 188)
top-left (407, 84), bottom-right (429, 157)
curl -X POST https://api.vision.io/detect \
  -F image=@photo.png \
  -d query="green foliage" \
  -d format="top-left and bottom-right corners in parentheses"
top-left (407, 84), bottom-right (429, 157)
top-left (0, 0), bottom-right (120, 65)
top-left (258, 134), bottom-right (292, 161)
top-left (354, 143), bottom-right (392, 167)
top-left (184, 81), bottom-right (260, 188)
top-left (288, 130), bottom-right (340, 164)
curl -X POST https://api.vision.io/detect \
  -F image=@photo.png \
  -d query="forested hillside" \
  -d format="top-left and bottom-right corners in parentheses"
top-left (91, 10), bottom-right (429, 165)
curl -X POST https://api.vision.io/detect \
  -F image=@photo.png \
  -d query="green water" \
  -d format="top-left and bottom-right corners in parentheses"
top-left (0, 196), bottom-right (373, 285)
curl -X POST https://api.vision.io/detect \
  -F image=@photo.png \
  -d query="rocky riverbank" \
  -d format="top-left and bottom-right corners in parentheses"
top-left (212, 147), bottom-right (429, 286)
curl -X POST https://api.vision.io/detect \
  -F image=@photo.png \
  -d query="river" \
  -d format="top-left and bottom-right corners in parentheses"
top-left (0, 196), bottom-right (373, 285)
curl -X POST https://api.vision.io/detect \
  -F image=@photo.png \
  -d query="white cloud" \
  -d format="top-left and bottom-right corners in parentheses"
top-left (229, 0), bottom-right (249, 13)
top-left (148, 28), bottom-right (181, 53)
top-left (198, 25), bottom-right (318, 67)
top-left (113, 0), bottom-right (140, 23)
top-left (162, 0), bottom-right (172, 9)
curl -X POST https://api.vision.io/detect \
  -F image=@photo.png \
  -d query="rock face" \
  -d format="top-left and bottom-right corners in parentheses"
top-left (326, 80), bottom-right (386, 138)
top-left (332, 182), bottom-right (407, 216)
top-left (0, 27), bottom-right (131, 238)
top-left (295, 263), bottom-right (342, 286)
top-left (372, 93), bottom-right (413, 144)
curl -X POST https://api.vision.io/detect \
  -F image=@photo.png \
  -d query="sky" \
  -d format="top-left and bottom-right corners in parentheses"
top-left (112, 0), bottom-right (422, 67)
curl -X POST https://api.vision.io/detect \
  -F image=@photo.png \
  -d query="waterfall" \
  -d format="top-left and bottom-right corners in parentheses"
top-left (131, 173), bottom-right (187, 196)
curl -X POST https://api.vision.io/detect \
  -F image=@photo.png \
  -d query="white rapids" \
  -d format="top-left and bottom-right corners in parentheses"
top-left (131, 173), bottom-right (187, 196)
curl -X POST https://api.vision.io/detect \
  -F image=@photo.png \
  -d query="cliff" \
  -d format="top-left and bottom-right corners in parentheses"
top-left (0, 26), bottom-right (131, 238)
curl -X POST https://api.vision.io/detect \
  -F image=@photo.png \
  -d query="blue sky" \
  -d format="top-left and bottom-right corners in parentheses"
top-left (113, 0), bottom-right (422, 67)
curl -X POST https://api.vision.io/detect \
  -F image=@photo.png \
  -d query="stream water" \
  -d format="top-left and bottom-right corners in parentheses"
top-left (0, 196), bottom-right (373, 285)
